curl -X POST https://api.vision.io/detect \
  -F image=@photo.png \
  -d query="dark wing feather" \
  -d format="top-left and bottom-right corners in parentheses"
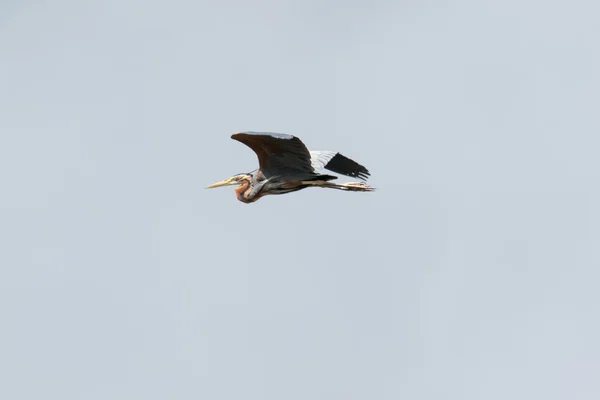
top-left (323, 153), bottom-right (371, 181)
top-left (231, 132), bottom-right (314, 178)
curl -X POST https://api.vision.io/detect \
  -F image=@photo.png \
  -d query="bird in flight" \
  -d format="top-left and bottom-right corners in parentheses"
top-left (206, 132), bottom-right (374, 203)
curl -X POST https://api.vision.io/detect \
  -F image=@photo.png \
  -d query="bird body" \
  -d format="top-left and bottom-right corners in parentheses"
top-left (207, 132), bottom-right (374, 203)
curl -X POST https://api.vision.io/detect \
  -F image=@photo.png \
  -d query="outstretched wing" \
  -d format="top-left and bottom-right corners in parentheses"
top-left (231, 132), bottom-right (314, 178)
top-left (310, 151), bottom-right (371, 181)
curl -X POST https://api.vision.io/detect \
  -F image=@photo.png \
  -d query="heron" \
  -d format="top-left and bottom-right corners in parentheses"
top-left (206, 132), bottom-right (374, 203)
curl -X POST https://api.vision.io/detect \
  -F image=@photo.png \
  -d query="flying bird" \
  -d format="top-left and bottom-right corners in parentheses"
top-left (206, 132), bottom-right (374, 203)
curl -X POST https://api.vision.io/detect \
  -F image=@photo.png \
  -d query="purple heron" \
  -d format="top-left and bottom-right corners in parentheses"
top-left (206, 132), bottom-right (374, 203)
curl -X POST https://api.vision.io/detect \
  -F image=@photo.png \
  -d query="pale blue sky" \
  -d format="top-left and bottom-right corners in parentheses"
top-left (1, 1), bottom-right (599, 399)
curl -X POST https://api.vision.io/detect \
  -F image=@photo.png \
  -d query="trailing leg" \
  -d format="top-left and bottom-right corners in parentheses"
top-left (301, 180), bottom-right (375, 192)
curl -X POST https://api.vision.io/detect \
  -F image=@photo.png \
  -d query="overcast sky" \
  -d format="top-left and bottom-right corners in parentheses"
top-left (1, 1), bottom-right (599, 399)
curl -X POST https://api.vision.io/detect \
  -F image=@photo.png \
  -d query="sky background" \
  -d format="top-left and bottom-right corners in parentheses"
top-left (1, 0), bottom-right (599, 399)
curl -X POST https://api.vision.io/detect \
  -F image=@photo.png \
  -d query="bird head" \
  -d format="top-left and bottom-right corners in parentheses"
top-left (205, 173), bottom-right (250, 189)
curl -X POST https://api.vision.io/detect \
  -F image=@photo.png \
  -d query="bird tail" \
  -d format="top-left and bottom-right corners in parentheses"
top-left (312, 174), bottom-right (338, 181)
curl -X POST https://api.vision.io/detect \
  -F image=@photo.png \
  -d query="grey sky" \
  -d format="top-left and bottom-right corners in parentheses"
top-left (1, 0), bottom-right (599, 399)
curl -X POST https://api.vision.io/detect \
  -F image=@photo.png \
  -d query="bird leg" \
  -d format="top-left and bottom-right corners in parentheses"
top-left (302, 180), bottom-right (375, 192)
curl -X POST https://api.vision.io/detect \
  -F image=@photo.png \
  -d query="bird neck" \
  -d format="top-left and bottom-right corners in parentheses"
top-left (235, 175), bottom-right (260, 203)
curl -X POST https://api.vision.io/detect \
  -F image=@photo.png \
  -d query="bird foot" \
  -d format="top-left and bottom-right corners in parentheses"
top-left (341, 182), bottom-right (375, 191)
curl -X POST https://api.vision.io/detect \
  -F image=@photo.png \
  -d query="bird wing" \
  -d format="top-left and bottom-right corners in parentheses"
top-left (309, 151), bottom-right (337, 173)
top-left (310, 150), bottom-right (371, 181)
top-left (231, 132), bottom-right (314, 178)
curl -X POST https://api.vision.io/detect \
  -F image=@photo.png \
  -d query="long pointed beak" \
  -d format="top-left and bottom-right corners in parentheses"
top-left (205, 178), bottom-right (234, 189)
